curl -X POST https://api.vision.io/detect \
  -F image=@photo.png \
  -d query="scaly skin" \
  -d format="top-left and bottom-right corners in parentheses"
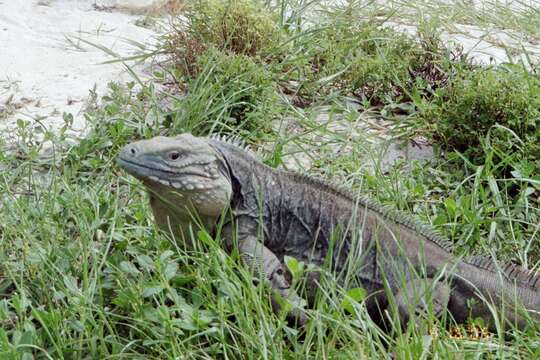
top-left (117, 134), bottom-right (540, 329)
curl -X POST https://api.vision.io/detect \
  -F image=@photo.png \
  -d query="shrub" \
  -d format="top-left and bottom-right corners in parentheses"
top-left (288, 21), bottom-right (464, 107)
top-left (164, 21), bottom-right (208, 79)
top-left (168, 48), bottom-right (280, 138)
top-left (164, 0), bottom-right (282, 78)
top-left (414, 64), bottom-right (540, 169)
top-left (190, 0), bottom-right (281, 56)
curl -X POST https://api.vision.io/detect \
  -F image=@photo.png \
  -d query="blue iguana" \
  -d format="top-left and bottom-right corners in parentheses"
top-left (116, 134), bottom-right (540, 329)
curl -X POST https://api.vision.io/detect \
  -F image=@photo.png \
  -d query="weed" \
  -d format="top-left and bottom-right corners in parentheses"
top-left (275, 17), bottom-right (469, 110)
top-left (413, 63), bottom-right (540, 175)
top-left (163, 20), bottom-right (208, 79)
top-left (188, 0), bottom-right (281, 56)
top-left (167, 48), bottom-right (281, 138)
top-left (164, 0), bottom-right (283, 79)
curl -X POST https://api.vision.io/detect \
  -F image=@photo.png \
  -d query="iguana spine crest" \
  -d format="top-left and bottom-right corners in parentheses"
top-left (468, 256), bottom-right (540, 288)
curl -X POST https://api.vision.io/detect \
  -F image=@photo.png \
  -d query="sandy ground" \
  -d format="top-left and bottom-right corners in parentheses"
top-left (96, 0), bottom-right (164, 9)
top-left (386, 21), bottom-right (540, 66)
top-left (0, 0), bottom-right (538, 168)
top-left (0, 0), bottom-right (158, 138)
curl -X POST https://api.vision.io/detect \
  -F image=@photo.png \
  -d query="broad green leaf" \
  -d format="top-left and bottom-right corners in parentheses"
top-left (341, 287), bottom-right (367, 314)
top-left (142, 284), bottom-right (164, 298)
top-left (120, 261), bottom-right (140, 275)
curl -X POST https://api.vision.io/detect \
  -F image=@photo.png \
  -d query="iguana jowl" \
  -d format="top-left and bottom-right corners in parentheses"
top-left (117, 134), bottom-right (540, 329)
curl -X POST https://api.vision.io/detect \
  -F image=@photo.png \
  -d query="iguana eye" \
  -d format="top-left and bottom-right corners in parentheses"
top-left (169, 151), bottom-right (181, 160)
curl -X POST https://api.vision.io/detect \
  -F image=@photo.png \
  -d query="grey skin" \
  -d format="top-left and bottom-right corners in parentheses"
top-left (117, 133), bottom-right (540, 329)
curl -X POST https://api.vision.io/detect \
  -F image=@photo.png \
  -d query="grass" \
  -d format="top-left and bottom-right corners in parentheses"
top-left (0, 0), bottom-right (539, 358)
top-left (167, 48), bottom-right (281, 138)
top-left (373, 0), bottom-right (540, 42)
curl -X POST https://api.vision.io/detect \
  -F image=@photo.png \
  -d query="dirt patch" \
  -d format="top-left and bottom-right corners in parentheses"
top-left (0, 0), bottom-right (157, 136)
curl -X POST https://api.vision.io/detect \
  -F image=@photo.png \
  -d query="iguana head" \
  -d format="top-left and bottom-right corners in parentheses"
top-left (116, 134), bottom-right (232, 218)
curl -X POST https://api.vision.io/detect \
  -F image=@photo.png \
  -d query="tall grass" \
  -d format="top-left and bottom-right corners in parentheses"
top-left (0, 0), bottom-right (538, 358)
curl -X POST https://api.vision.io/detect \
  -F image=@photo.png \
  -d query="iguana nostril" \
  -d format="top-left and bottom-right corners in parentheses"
top-left (130, 146), bottom-right (137, 155)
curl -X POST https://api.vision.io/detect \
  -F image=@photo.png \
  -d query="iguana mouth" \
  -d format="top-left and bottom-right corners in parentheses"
top-left (117, 157), bottom-right (212, 180)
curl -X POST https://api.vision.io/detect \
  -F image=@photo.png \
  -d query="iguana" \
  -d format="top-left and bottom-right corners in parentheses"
top-left (116, 133), bottom-right (540, 330)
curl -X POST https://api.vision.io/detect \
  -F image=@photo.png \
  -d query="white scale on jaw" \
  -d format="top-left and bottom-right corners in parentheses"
top-left (146, 159), bottom-right (219, 189)
top-left (194, 190), bottom-right (219, 204)
top-left (168, 179), bottom-right (212, 191)
top-left (204, 165), bottom-right (219, 178)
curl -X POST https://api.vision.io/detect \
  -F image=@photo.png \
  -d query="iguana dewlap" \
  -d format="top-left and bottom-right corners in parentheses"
top-left (117, 133), bottom-right (540, 329)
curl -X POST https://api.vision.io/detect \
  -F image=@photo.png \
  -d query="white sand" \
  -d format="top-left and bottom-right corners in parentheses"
top-left (96, 0), bottom-right (166, 10)
top-left (0, 0), bottom-right (158, 137)
top-left (0, 0), bottom-right (537, 143)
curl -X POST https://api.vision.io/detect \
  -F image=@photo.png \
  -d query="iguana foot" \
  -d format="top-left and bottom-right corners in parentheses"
top-left (395, 278), bottom-right (450, 324)
top-left (233, 230), bottom-right (309, 326)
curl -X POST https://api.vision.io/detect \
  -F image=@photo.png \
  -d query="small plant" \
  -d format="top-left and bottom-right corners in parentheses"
top-left (283, 19), bottom-right (467, 108)
top-left (168, 48), bottom-right (281, 138)
top-left (188, 0), bottom-right (281, 57)
top-left (163, 20), bottom-right (208, 79)
top-left (163, 0), bottom-right (283, 79)
top-left (413, 64), bottom-right (540, 172)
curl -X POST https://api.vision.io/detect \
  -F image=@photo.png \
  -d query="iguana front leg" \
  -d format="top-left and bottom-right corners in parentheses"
top-left (222, 219), bottom-right (308, 325)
